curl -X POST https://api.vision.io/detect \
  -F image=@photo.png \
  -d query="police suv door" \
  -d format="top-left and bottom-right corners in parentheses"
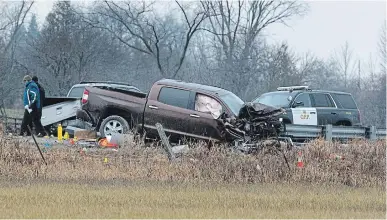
top-left (309, 92), bottom-right (337, 125)
top-left (290, 92), bottom-right (318, 125)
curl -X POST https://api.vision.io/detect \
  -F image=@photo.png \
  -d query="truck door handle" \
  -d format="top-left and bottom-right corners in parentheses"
top-left (148, 105), bottom-right (158, 110)
top-left (56, 107), bottom-right (62, 110)
top-left (310, 112), bottom-right (316, 114)
top-left (331, 112), bottom-right (337, 115)
top-left (190, 114), bottom-right (200, 118)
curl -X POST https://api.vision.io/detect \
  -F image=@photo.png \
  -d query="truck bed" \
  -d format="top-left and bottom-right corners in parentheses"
top-left (91, 85), bottom-right (147, 99)
top-left (81, 86), bottom-right (148, 129)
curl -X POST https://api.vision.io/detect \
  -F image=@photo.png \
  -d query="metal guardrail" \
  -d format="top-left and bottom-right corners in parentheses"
top-left (376, 129), bottom-right (386, 140)
top-left (281, 124), bottom-right (386, 141)
top-left (280, 124), bottom-right (323, 139)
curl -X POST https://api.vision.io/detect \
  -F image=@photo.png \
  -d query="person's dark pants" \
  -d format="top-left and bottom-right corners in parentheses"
top-left (35, 108), bottom-right (46, 135)
top-left (20, 109), bottom-right (33, 135)
top-left (20, 109), bottom-right (45, 135)
top-left (32, 109), bottom-right (45, 135)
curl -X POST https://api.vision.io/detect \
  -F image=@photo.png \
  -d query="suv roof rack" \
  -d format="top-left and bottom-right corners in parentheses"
top-left (277, 85), bottom-right (309, 92)
top-left (79, 81), bottom-right (134, 87)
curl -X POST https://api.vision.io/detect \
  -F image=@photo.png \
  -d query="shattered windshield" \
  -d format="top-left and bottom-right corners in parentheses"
top-left (252, 92), bottom-right (294, 108)
top-left (219, 92), bottom-right (245, 116)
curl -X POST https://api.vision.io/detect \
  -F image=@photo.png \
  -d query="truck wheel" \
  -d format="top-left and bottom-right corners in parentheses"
top-left (99, 115), bottom-right (130, 137)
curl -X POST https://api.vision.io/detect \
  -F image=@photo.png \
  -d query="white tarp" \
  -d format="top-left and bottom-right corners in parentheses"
top-left (195, 94), bottom-right (222, 119)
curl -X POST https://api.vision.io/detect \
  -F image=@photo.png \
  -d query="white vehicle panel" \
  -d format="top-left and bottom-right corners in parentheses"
top-left (41, 100), bottom-right (81, 126)
top-left (291, 107), bottom-right (318, 125)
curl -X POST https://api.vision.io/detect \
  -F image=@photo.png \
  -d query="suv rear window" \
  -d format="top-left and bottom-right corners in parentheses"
top-left (158, 87), bottom-right (190, 109)
top-left (331, 93), bottom-right (357, 109)
top-left (310, 93), bottom-right (335, 107)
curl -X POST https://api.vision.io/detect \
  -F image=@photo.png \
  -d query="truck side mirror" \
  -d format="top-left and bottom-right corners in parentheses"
top-left (292, 101), bottom-right (304, 108)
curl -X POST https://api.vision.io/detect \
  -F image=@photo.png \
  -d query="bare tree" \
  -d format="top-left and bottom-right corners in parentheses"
top-left (198, 0), bottom-right (308, 96)
top-left (334, 41), bottom-right (356, 89)
top-left (201, 1), bottom-right (307, 61)
top-left (0, 1), bottom-right (34, 55)
top-left (29, 1), bottom-right (126, 95)
top-left (0, 1), bottom-right (34, 108)
top-left (367, 54), bottom-right (377, 86)
top-left (83, 0), bottom-right (210, 78)
top-left (378, 21), bottom-right (386, 75)
top-left (377, 21), bottom-right (386, 127)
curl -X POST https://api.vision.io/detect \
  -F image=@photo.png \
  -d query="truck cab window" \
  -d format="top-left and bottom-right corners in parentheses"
top-left (293, 93), bottom-right (312, 108)
top-left (158, 87), bottom-right (190, 109)
top-left (310, 93), bottom-right (335, 107)
top-left (67, 86), bottom-right (86, 98)
top-left (195, 94), bottom-right (223, 119)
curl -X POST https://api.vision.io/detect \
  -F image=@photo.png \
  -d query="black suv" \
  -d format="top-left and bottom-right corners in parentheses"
top-left (252, 86), bottom-right (361, 126)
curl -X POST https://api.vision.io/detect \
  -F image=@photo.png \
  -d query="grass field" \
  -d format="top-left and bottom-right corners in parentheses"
top-left (0, 181), bottom-right (385, 219)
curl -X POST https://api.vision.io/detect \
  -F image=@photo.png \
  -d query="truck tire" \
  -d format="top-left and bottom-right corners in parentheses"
top-left (99, 115), bottom-right (130, 137)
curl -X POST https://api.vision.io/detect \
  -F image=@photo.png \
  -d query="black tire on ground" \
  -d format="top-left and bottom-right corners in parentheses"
top-left (99, 115), bottom-right (130, 137)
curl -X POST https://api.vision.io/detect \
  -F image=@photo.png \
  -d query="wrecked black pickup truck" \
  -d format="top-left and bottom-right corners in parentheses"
top-left (76, 79), bottom-right (287, 148)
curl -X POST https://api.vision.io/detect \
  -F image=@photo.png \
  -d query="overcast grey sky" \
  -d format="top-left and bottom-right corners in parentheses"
top-left (32, 0), bottom-right (386, 72)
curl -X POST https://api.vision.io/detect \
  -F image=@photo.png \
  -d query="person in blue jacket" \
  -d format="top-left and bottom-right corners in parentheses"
top-left (20, 75), bottom-right (45, 137)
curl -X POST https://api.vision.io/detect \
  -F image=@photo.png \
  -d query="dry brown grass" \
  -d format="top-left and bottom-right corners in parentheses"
top-left (0, 134), bottom-right (385, 187)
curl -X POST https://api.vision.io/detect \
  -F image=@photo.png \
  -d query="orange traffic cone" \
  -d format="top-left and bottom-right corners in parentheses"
top-left (297, 151), bottom-right (304, 168)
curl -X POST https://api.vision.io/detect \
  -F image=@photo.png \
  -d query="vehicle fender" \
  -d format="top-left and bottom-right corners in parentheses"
top-left (96, 105), bottom-right (136, 130)
top-left (279, 109), bottom-right (293, 124)
top-left (335, 116), bottom-right (352, 125)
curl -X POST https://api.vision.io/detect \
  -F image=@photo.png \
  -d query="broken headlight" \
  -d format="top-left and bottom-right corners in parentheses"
top-left (279, 120), bottom-right (285, 132)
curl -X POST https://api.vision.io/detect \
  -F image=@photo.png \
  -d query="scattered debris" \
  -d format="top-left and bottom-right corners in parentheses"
top-left (64, 132), bottom-right (69, 140)
top-left (69, 138), bottom-right (76, 145)
top-left (43, 141), bottom-right (52, 148)
top-left (66, 119), bottom-right (93, 130)
top-left (330, 153), bottom-right (344, 160)
top-left (74, 130), bottom-right (97, 140)
top-left (171, 144), bottom-right (189, 155)
top-left (297, 151), bottom-right (304, 168)
top-left (76, 139), bottom-right (97, 148)
top-left (98, 137), bottom-right (118, 148)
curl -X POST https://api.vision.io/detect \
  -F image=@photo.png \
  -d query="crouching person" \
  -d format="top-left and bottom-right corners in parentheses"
top-left (19, 75), bottom-right (45, 137)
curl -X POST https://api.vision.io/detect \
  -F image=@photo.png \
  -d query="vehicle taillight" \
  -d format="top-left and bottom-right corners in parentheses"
top-left (82, 89), bottom-right (89, 104)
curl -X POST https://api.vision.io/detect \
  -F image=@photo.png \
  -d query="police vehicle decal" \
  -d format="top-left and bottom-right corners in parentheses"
top-left (291, 107), bottom-right (318, 125)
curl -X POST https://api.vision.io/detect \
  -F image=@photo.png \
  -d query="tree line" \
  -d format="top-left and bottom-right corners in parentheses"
top-left (0, 1), bottom-right (385, 127)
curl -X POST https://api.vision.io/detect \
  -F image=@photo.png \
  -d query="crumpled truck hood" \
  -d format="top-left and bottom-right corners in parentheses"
top-left (238, 102), bottom-right (285, 121)
top-left (217, 102), bottom-right (285, 142)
